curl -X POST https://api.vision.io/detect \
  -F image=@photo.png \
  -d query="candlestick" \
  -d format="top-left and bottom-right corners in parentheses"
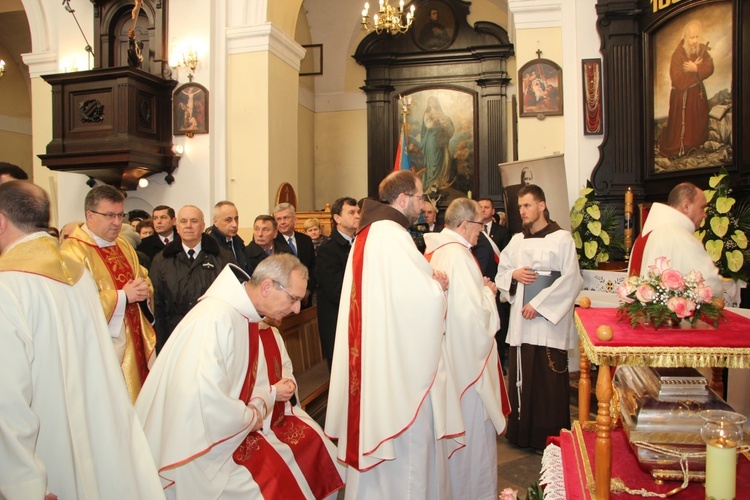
top-left (624, 187), bottom-right (633, 261)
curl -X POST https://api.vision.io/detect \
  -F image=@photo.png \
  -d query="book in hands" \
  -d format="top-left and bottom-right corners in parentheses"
top-left (522, 270), bottom-right (561, 306)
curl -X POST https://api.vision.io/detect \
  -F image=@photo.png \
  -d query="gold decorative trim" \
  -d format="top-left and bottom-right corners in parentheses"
top-left (575, 314), bottom-right (750, 369)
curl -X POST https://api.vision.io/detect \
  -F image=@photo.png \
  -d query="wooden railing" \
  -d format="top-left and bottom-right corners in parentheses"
top-left (278, 306), bottom-right (329, 419)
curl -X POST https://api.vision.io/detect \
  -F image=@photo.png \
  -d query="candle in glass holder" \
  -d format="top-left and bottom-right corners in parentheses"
top-left (700, 410), bottom-right (745, 500)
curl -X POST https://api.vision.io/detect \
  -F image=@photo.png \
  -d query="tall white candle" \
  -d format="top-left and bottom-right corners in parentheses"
top-left (705, 438), bottom-right (737, 500)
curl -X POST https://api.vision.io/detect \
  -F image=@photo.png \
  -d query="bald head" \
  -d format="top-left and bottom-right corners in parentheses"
top-left (177, 205), bottom-right (206, 247)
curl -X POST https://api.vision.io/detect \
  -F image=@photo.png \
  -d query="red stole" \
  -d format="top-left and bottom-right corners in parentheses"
top-left (93, 244), bottom-right (149, 385)
top-left (345, 224), bottom-right (369, 470)
top-left (629, 232), bottom-right (652, 278)
top-left (233, 326), bottom-right (343, 499)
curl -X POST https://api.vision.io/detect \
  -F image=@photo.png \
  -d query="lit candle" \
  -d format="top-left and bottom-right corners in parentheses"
top-left (705, 437), bottom-right (737, 500)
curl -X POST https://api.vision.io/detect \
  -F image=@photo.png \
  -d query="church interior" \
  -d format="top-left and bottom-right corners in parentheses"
top-left (2, 0), bottom-right (750, 498)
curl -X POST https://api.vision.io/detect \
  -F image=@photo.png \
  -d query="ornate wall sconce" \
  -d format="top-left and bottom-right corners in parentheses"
top-left (169, 48), bottom-right (199, 82)
top-left (0, 60), bottom-right (6, 78)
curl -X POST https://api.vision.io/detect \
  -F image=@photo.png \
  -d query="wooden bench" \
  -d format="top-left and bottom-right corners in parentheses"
top-left (278, 305), bottom-right (329, 421)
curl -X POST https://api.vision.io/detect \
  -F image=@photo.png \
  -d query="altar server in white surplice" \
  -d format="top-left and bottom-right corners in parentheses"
top-left (325, 170), bottom-right (462, 499)
top-left (136, 255), bottom-right (344, 499)
top-left (0, 181), bottom-right (164, 500)
top-left (424, 198), bottom-right (511, 500)
top-left (495, 184), bottom-right (582, 451)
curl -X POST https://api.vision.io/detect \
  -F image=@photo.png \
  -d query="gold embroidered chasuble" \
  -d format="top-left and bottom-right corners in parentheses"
top-left (61, 225), bottom-right (156, 402)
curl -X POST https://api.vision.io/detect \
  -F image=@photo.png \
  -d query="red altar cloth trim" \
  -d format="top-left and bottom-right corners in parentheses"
top-left (557, 423), bottom-right (750, 499)
top-left (575, 308), bottom-right (750, 368)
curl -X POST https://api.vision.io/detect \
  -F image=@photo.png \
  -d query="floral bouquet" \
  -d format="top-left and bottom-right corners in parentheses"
top-left (616, 257), bottom-right (724, 329)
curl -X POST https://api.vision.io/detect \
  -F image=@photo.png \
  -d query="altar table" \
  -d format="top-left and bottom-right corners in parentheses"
top-left (575, 307), bottom-right (750, 499)
top-left (547, 422), bottom-right (750, 499)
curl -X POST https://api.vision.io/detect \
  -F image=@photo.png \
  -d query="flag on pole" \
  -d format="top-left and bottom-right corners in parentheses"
top-left (393, 121), bottom-right (412, 172)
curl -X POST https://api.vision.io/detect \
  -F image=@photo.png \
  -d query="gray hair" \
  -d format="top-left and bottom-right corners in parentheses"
top-left (667, 182), bottom-right (700, 208)
top-left (250, 253), bottom-right (308, 287)
top-left (444, 198), bottom-right (479, 229)
top-left (273, 202), bottom-right (296, 217)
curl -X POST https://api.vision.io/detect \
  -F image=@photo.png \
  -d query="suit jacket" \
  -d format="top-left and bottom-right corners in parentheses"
top-left (244, 238), bottom-right (294, 276)
top-left (138, 231), bottom-right (180, 262)
top-left (149, 235), bottom-right (234, 352)
top-left (275, 231), bottom-right (317, 294)
top-left (206, 225), bottom-right (250, 274)
top-left (486, 221), bottom-right (511, 253)
top-left (315, 229), bottom-right (352, 365)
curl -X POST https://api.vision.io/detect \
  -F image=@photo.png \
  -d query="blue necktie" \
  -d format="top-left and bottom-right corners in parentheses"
top-left (287, 237), bottom-right (297, 256)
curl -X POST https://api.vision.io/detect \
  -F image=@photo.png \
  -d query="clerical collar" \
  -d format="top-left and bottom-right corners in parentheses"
top-left (83, 224), bottom-right (117, 247)
top-left (522, 220), bottom-right (561, 239)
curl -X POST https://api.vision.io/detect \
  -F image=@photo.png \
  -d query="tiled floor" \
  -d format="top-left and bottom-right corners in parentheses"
top-left (329, 374), bottom-right (589, 499)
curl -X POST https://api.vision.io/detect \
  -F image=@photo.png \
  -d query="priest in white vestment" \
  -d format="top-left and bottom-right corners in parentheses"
top-left (495, 185), bottom-right (582, 450)
top-left (627, 182), bottom-right (722, 293)
top-left (424, 198), bottom-right (510, 500)
top-left (325, 170), bottom-right (462, 499)
top-left (136, 255), bottom-right (343, 499)
top-left (0, 181), bottom-right (164, 500)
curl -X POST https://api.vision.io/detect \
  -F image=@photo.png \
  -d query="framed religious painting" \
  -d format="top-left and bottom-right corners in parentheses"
top-left (173, 82), bottom-right (209, 137)
top-left (518, 57), bottom-right (563, 119)
top-left (582, 59), bottom-right (603, 135)
top-left (400, 87), bottom-right (476, 204)
top-left (411, 0), bottom-right (457, 52)
top-left (648, 1), bottom-right (733, 175)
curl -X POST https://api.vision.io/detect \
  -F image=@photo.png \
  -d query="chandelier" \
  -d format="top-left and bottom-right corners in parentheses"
top-left (361, 0), bottom-right (416, 35)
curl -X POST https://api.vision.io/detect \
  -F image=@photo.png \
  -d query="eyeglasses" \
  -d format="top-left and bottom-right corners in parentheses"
top-left (273, 280), bottom-right (304, 304)
top-left (407, 193), bottom-right (427, 202)
top-left (464, 220), bottom-right (485, 227)
top-left (89, 210), bottom-right (127, 221)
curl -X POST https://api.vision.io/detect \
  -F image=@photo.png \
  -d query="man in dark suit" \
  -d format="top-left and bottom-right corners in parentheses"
top-left (150, 206), bottom-right (233, 352)
top-left (273, 203), bottom-right (316, 305)
top-left (206, 200), bottom-right (251, 274)
top-left (472, 198), bottom-right (511, 366)
top-left (137, 205), bottom-right (179, 262)
top-left (244, 215), bottom-right (293, 274)
top-left (422, 201), bottom-right (442, 232)
top-left (315, 196), bottom-right (360, 370)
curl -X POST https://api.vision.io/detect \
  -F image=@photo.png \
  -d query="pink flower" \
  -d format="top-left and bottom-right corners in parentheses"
top-left (686, 270), bottom-right (705, 286)
top-left (500, 488), bottom-right (519, 500)
top-left (660, 269), bottom-right (686, 291)
top-left (695, 286), bottom-right (713, 303)
top-left (648, 256), bottom-right (671, 276)
top-left (635, 284), bottom-right (656, 303)
top-left (667, 297), bottom-right (696, 318)
top-left (617, 283), bottom-right (635, 304)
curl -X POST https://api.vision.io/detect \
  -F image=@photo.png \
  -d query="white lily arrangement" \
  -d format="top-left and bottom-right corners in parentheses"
top-left (570, 181), bottom-right (621, 269)
top-left (697, 167), bottom-right (750, 282)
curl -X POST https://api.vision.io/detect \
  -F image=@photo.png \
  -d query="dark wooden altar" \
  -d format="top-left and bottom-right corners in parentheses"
top-left (354, 0), bottom-right (514, 208)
